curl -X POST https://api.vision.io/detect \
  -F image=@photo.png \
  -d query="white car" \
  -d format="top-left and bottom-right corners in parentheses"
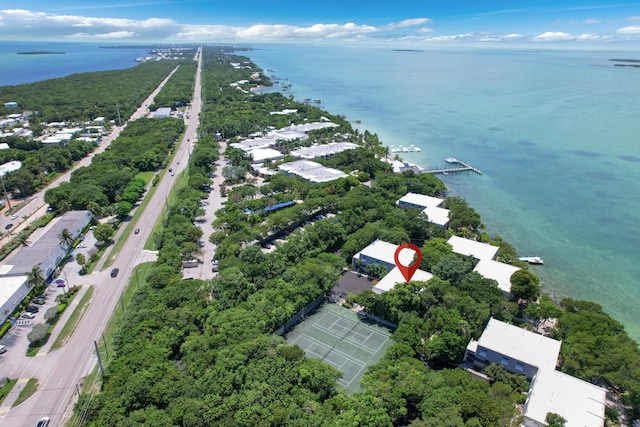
top-left (10, 214), bottom-right (18, 220)
top-left (22, 312), bottom-right (36, 319)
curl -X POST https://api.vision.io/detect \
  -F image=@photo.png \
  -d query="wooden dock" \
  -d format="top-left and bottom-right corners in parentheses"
top-left (422, 158), bottom-right (483, 175)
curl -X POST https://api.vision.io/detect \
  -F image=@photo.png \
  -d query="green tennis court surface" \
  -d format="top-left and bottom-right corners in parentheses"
top-left (286, 304), bottom-right (394, 393)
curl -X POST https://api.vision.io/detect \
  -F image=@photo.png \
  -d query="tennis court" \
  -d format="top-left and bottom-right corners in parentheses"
top-left (286, 304), bottom-right (393, 393)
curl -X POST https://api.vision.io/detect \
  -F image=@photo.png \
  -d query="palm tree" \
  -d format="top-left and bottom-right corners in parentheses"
top-left (58, 228), bottom-right (74, 249)
top-left (26, 265), bottom-right (45, 289)
top-left (14, 234), bottom-right (30, 248)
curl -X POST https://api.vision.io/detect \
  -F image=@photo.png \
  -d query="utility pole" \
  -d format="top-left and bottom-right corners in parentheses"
top-left (94, 340), bottom-right (105, 378)
top-left (0, 172), bottom-right (11, 211)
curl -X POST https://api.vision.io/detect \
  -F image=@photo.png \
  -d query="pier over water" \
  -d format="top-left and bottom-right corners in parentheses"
top-left (422, 158), bottom-right (483, 175)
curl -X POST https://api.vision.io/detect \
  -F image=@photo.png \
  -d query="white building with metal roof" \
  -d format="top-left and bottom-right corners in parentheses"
top-left (447, 235), bottom-right (499, 260)
top-left (290, 142), bottom-right (358, 160)
top-left (465, 318), bottom-right (606, 427)
top-left (397, 192), bottom-right (445, 210)
top-left (523, 369), bottom-right (606, 427)
top-left (473, 259), bottom-right (521, 294)
top-left (278, 160), bottom-right (347, 183)
top-left (0, 210), bottom-right (93, 325)
top-left (247, 148), bottom-right (284, 164)
top-left (372, 266), bottom-right (433, 294)
top-left (397, 193), bottom-right (450, 227)
top-left (351, 239), bottom-right (416, 272)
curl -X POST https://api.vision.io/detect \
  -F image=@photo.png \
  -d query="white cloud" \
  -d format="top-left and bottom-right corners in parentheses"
top-left (0, 8), bottom-right (633, 45)
top-left (533, 31), bottom-right (603, 41)
top-left (383, 18), bottom-right (431, 30)
top-left (68, 31), bottom-right (138, 39)
top-left (562, 18), bottom-right (603, 25)
top-left (617, 25), bottom-right (640, 34)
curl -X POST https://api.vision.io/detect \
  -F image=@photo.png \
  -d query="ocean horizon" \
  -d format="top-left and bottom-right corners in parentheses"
top-left (247, 45), bottom-right (640, 341)
top-left (1, 42), bottom-right (639, 341)
top-left (0, 42), bottom-right (150, 86)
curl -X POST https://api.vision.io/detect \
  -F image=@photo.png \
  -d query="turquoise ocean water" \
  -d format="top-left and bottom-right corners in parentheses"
top-left (247, 45), bottom-right (640, 341)
top-left (1, 42), bottom-right (638, 341)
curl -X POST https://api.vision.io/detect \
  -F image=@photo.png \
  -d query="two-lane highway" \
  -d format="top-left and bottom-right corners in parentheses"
top-left (2, 48), bottom-right (203, 426)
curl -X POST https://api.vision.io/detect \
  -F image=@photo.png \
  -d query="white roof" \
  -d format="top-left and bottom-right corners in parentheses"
top-left (288, 122), bottom-right (339, 132)
top-left (373, 266), bottom-right (433, 294)
top-left (397, 192), bottom-right (444, 209)
top-left (525, 370), bottom-right (606, 427)
top-left (447, 235), bottom-right (499, 260)
top-left (353, 240), bottom-right (415, 268)
top-left (0, 143), bottom-right (10, 150)
top-left (0, 160), bottom-right (22, 176)
top-left (278, 160), bottom-right (347, 183)
top-left (473, 259), bottom-right (520, 293)
top-left (422, 206), bottom-right (450, 227)
top-left (58, 127), bottom-right (82, 135)
top-left (290, 142), bottom-right (359, 160)
top-left (478, 318), bottom-right (561, 372)
top-left (248, 148), bottom-right (283, 163)
top-left (0, 275), bottom-right (28, 309)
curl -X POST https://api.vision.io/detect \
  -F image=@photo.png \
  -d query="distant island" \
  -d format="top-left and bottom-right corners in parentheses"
top-left (392, 49), bottom-right (425, 52)
top-left (17, 51), bottom-right (65, 55)
top-left (609, 58), bottom-right (640, 68)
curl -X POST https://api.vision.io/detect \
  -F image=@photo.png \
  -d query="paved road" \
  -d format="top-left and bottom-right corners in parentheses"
top-left (0, 64), bottom-right (180, 246)
top-left (0, 48), bottom-right (202, 427)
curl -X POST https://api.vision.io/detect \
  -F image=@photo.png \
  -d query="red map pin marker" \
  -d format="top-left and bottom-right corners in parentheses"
top-left (394, 243), bottom-right (422, 283)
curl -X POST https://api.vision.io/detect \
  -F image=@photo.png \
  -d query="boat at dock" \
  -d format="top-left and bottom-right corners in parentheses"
top-left (519, 256), bottom-right (544, 265)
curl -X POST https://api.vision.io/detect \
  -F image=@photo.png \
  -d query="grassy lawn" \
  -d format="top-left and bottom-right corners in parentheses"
top-left (50, 286), bottom-right (94, 352)
top-left (13, 378), bottom-right (38, 407)
top-left (0, 379), bottom-right (17, 406)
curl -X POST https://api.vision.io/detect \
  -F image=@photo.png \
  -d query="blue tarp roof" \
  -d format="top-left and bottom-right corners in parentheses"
top-left (245, 200), bottom-right (295, 215)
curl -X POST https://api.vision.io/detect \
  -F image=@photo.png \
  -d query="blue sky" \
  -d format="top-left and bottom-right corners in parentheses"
top-left (1, 1), bottom-right (639, 47)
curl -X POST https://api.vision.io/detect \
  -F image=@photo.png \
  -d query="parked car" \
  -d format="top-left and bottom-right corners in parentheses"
top-left (36, 417), bottom-right (50, 427)
top-left (110, 268), bottom-right (119, 278)
top-left (77, 243), bottom-right (87, 248)
top-left (22, 312), bottom-right (36, 319)
top-left (10, 214), bottom-right (18, 220)
top-left (0, 345), bottom-right (7, 354)
top-left (25, 305), bottom-right (39, 313)
top-left (32, 297), bottom-right (46, 305)
top-left (4, 223), bottom-right (13, 230)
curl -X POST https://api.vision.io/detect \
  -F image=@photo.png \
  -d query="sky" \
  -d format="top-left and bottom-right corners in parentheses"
top-left (1, 1), bottom-right (639, 48)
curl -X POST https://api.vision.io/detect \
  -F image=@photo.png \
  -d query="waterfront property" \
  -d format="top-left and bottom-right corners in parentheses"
top-left (447, 235), bottom-right (499, 261)
top-left (351, 239), bottom-right (414, 272)
top-left (289, 142), bottom-right (358, 160)
top-left (278, 160), bottom-right (347, 183)
top-left (472, 259), bottom-right (521, 294)
top-left (396, 192), bottom-right (450, 228)
top-left (465, 318), bottom-right (606, 427)
top-left (372, 266), bottom-right (433, 294)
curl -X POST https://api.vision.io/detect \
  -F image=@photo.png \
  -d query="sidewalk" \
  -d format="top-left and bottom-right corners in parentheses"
top-left (38, 284), bottom-right (91, 355)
